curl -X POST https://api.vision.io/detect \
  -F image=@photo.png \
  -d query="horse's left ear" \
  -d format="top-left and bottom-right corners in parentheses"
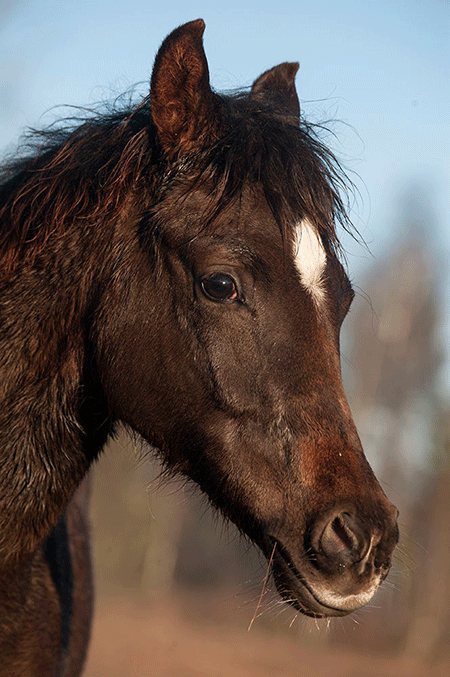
top-left (250, 62), bottom-right (300, 119)
top-left (150, 19), bottom-right (217, 156)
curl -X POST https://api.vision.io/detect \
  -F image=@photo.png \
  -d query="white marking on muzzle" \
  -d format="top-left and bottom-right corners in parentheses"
top-left (309, 575), bottom-right (381, 612)
top-left (293, 220), bottom-right (327, 303)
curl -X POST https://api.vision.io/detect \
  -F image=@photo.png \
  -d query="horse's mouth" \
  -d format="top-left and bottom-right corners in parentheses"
top-left (266, 538), bottom-right (380, 618)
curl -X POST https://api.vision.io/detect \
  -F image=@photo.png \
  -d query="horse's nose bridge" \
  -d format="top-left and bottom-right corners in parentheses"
top-left (295, 419), bottom-right (398, 539)
top-left (298, 423), bottom-right (372, 497)
top-left (285, 384), bottom-right (398, 539)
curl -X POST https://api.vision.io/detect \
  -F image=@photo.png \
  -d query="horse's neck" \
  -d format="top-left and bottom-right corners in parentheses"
top-left (0, 478), bottom-right (93, 677)
top-left (0, 224), bottom-right (111, 673)
top-left (0, 247), bottom-right (111, 566)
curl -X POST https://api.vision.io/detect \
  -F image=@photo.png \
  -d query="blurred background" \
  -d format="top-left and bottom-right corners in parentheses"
top-left (1, 1), bottom-right (449, 675)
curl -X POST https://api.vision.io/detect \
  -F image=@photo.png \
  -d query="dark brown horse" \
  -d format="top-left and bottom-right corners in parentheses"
top-left (0, 19), bottom-right (398, 676)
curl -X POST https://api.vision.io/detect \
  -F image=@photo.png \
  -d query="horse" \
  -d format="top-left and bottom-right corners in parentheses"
top-left (0, 19), bottom-right (399, 676)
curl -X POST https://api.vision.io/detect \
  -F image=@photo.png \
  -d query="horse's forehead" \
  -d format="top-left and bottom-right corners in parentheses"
top-left (292, 220), bottom-right (327, 304)
top-left (161, 185), bottom-right (330, 286)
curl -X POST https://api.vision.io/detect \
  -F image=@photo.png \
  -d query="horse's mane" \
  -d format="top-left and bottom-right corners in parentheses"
top-left (0, 89), bottom-right (352, 274)
top-left (0, 95), bottom-right (155, 273)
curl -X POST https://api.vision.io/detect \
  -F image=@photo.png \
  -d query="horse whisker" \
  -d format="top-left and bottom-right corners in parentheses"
top-left (247, 541), bottom-right (277, 632)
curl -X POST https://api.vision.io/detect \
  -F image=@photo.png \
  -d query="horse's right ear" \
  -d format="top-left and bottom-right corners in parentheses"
top-left (250, 62), bottom-right (300, 119)
top-left (150, 19), bottom-right (216, 156)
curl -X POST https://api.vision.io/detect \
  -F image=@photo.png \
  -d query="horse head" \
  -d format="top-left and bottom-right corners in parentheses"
top-left (96, 20), bottom-right (398, 618)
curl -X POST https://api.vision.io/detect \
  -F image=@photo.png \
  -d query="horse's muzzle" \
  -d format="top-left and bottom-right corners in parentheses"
top-left (266, 502), bottom-right (399, 617)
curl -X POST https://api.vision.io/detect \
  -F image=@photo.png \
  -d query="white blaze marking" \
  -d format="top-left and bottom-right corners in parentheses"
top-left (293, 220), bottom-right (327, 303)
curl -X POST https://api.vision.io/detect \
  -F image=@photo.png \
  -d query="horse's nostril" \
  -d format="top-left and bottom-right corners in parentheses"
top-left (314, 511), bottom-right (369, 569)
top-left (326, 515), bottom-right (356, 554)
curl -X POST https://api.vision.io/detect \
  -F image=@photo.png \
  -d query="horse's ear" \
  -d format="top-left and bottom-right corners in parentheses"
top-left (250, 62), bottom-right (300, 119)
top-left (150, 19), bottom-right (216, 156)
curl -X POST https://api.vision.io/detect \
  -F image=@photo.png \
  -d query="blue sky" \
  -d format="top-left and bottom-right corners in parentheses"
top-left (1, 1), bottom-right (449, 297)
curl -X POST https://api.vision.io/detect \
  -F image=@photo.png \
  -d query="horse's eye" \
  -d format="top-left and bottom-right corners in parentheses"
top-left (200, 273), bottom-right (238, 302)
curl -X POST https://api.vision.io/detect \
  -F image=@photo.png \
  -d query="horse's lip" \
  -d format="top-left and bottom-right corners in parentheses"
top-left (265, 537), bottom-right (353, 618)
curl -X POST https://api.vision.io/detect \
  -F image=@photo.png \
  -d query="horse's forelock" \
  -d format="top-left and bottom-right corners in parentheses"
top-left (163, 97), bottom-right (352, 256)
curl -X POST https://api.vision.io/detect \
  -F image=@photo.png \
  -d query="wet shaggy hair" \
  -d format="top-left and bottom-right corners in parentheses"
top-left (0, 89), bottom-right (352, 274)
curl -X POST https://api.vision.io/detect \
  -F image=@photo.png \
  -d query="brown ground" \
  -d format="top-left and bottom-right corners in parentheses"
top-left (84, 594), bottom-right (450, 677)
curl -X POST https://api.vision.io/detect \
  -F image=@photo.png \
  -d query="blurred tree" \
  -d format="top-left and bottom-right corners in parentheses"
top-left (335, 184), bottom-right (446, 651)
top-left (404, 412), bottom-right (450, 661)
top-left (91, 431), bottom-right (187, 599)
top-left (345, 185), bottom-right (444, 492)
